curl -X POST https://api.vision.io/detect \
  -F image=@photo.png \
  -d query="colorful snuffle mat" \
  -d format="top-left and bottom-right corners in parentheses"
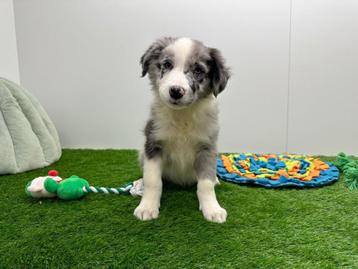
top-left (217, 153), bottom-right (339, 188)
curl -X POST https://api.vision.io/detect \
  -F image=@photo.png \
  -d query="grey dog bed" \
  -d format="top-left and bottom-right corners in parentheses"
top-left (0, 78), bottom-right (61, 175)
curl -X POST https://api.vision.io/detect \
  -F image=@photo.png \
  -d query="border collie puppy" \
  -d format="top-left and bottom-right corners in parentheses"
top-left (135, 37), bottom-right (230, 223)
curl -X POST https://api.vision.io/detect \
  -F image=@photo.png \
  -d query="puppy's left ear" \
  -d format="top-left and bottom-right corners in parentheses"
top-left (208, 48), bottom-right (230, 97)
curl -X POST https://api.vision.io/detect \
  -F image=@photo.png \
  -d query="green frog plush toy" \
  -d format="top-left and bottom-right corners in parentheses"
top-left (25, 170), bottom-right (143, 200)
top-left (26, 170), bottom-right (90, 200)
top-left (44, 175), bottom-right (90, 200)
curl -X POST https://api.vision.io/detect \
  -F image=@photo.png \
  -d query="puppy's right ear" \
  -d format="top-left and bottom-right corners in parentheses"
top-left (140, 37), bottom-right (175, 77)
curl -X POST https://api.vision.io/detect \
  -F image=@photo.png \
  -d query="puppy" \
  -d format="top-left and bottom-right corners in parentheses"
top-left (135, 37), bottom-right (230, 223)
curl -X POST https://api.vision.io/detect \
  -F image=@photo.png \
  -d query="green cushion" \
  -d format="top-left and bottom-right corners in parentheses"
top-left (0, 78), bottom-right (61, 175)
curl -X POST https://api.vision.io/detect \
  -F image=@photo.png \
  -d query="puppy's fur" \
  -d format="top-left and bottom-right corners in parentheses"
top-left (135, 37), bottom-right (230, 223)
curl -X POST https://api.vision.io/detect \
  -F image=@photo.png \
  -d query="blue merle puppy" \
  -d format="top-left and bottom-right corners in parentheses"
top-left (135, 37), bottom-right (230, 223)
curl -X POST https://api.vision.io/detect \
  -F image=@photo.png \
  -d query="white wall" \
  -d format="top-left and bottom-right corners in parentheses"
top-left (287, 0), bottom-right (358, 154)
top-left (13, 0), bottom-right (358, 154)
top-left (0, 0), bottom-right (20, 83)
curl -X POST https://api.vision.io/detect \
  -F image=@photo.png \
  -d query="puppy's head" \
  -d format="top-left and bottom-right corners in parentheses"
top-left (140, 37), bottom-right (230, 109)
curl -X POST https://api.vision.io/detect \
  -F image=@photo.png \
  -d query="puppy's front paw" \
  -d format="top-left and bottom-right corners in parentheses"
top-left (134, 202), bottom-right (159, 221)
top-left (201, 204), bottom-right (227, 223)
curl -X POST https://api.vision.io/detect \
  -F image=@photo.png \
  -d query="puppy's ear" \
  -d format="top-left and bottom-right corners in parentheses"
top-left (140, 37), bottom-right (175, 77)
top-left (208, 48), bottom-right (230, 96)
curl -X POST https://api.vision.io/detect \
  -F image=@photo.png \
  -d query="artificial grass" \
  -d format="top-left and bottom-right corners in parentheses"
top-left (0, 149), bottom-right (357, 268)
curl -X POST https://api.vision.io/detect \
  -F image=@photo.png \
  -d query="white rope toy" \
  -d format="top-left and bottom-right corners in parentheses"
top-left (82, 179), bottom-right (144, 196)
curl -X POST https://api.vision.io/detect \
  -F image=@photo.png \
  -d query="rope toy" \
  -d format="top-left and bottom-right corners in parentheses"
top-left (217, 153), bottom-right (339, 188)
top-left (25, 170), bottom-right (143, 200)
top-left (82, 183), bottom-right (134, 195)
top-left (334, 153), bottom-right (358, 190)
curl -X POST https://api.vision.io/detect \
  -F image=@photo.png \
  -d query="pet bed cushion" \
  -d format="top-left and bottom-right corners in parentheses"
top-left (0, 78), bottom-right (61, 175)
top-left (217, 153), bottom-right (339, 187)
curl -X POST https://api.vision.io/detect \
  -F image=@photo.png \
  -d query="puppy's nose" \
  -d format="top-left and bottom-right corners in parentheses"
top-left (169, 86), bottom-right (185, 100)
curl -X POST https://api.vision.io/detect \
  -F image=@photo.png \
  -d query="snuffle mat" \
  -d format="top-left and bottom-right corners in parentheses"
top-left (217, 153), bottom-right (339, 188)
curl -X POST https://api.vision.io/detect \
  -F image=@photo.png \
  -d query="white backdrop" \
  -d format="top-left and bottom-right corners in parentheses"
top-left (11, 0), bottom-right (358, 154)
top-left (0, 0), bottom-right (20, 83)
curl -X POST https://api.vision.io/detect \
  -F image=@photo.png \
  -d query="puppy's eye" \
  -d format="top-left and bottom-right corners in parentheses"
top-left (162, 61), bottom-right (173, 70)
top-left (193, 65), bottom-right (204, 75)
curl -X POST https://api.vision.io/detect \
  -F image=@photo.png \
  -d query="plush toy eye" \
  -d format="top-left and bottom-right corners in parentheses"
top-left (162, 61), bottom-right (173, 70)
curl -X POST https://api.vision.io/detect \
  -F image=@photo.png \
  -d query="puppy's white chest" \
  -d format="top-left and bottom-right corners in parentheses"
top-left (164, 125), bottom-right (198, 158)
top-left (159, 119), bottom-right (203, 184)
top-left (150, 98), bottom-right (218, 185)
top-left (162, 119), bottom-right (199, 161)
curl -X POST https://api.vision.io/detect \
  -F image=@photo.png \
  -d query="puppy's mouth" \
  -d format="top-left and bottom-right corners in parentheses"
top-left (169, 100), bottom-right (181, 105)
top-left (158, 90), bottom-right (192, 109)
top-left (166, 99), bottom-right (191, 110)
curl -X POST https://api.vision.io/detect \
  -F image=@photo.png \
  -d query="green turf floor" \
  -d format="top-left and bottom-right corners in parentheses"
top-left (0, 149), bottom-right (357, 268)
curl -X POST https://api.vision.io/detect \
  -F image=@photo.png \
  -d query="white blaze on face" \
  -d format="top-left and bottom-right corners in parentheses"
top-left (171, 37), bottom-right (194, 69)
top-left (158, 37), bottom-right (194, 107)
